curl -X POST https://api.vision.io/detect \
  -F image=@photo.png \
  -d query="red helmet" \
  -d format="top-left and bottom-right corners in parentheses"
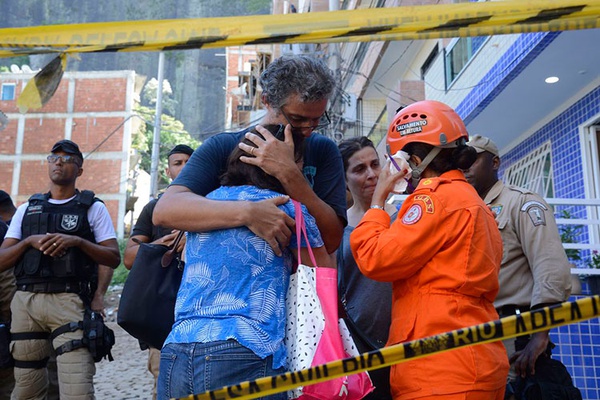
top-left (387, 100), bottom-right (468, 155)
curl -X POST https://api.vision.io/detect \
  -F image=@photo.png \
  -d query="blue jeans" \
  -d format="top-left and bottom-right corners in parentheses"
top-left (157, 340), bottom-right (287, 400)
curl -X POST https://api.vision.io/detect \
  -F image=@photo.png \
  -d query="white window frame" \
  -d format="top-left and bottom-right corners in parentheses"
top-left (445, 37), bottom-right (473, 88)
top-left (580, 120), bottom-right (600, 246)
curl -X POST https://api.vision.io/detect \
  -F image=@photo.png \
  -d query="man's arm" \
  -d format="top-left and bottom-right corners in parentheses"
top-left (512, 194), bottom-right (571, 376)
top-left (91, 264), bottom-right (114, 316)
top-left (153, 132), bottom-right (295, 256)
top-left (37, 235), bottom-right (120, 268)
top-left (124, 200), bottom-right (155, 269)
top-left (124, 231), bottom-right (183, 269)
top-left (123, 235), bottom-right (150, 269)
top-left (0, 236), bottom-right (47, 272)
top-left (239, 126), bottom-right (345, 253)
top-left (510, 324), bottom-right (550, 377)
top-left (154, 187), bottom-right (294, 256)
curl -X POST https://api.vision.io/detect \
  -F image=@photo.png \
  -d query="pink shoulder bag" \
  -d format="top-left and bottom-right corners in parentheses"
top-left (285, 200), bottom-right (374, 400)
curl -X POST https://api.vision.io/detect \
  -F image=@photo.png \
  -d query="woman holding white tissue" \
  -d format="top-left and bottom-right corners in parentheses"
top-left (351, 101), bottom-right (508, 400)
top-left (337, 136), bottom-right (398, 400)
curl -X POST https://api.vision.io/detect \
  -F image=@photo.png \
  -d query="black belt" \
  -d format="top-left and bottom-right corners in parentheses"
top-left (496, 304), bottom-right (530, 317)
top-left (16, 281), bottom-right (90, 294)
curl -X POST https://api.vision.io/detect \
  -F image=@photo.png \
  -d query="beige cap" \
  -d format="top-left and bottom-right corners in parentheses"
top-left (467, 135), bottom-right (499, 157)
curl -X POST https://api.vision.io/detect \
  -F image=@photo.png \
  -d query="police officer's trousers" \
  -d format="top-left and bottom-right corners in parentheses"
top-left (10, 292), bottom-right (95, 400)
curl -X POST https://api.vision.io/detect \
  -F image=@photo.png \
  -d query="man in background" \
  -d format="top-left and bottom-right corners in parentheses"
top-left (463, 135), bottom-right (573, 397)
top-left (0, 140), bottom-right (120, 399)
top-left (0, 190), bottom-right (17, 323)
top-left (0, 191), bottom-right (16, 227)
top-left (123, 144), bottom-right (193, 400)
top-left (0, 190), bottom-right (16, 398)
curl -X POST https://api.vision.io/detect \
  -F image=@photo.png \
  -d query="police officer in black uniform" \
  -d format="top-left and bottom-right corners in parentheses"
top-left (0, 140), bottom-right (120, 400)
top-left (0, 190), bottom-right (17, 398)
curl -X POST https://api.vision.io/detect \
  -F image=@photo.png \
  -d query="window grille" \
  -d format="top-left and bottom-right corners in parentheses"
top-left (504, 141), bottom-right (554, 198)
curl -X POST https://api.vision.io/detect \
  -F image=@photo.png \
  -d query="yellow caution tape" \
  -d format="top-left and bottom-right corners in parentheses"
top-left (0, 0), bottom-right (598, 58)
top-left (16, 54), bottom-right (67, 113)
top-left (174, 295), bottom-right (600, 400)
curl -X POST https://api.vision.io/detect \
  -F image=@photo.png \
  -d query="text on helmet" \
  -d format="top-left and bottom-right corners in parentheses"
top-left (396, 120), bottom-right (427, 136)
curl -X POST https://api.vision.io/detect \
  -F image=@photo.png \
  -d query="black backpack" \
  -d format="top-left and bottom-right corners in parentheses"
top-left (511, 355), bottom-right (582, 400)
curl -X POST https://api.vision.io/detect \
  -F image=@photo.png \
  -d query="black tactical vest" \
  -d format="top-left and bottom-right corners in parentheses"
top-left (15, 190), bottom-right (99, 287)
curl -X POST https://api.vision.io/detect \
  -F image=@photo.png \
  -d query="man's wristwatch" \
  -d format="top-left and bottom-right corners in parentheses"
top-left (369, 205), bottom-right (385, 210)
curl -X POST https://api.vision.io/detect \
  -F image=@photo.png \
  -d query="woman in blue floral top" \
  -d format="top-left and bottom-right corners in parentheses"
top-left (158, 125), bottom-right (329, 400)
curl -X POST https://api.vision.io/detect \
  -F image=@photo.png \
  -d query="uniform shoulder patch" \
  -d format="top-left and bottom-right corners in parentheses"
top-left (520, 200), bottom-right (548, 212)
top-left (419, 178), bottom-right (441, 192)
top-left (490, 204), bottom-right (503, 217)
top-left (521, 200), bottom-right (548, 226)
top-left (402, 204), bottom-right (423, 225)
top-left (414, 195), bottom-right (434, 213)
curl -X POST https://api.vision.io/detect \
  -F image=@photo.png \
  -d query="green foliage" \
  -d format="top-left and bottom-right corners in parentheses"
top-left (587, 251), bottom-right (600, 269)
top-left (110, 264), bottom-right (130, 286)
top-left (0, 56), bottom-right (31, 71)
top-left (246, 0), bottom-right (272, 14)
top-left (110, 238), bottom-right (129, 286)
top-left (141, 78), bottom-right (177, 117)
top-left (132, 105), bottom-right (200, 187)
top-left (131, 76), bottom-right (200, 187)
top-left (559, 210), bottom-right (584, 262)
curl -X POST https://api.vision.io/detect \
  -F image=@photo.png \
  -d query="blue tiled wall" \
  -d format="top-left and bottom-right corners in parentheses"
top-left (457, 31), bottom-right (600, 398)
top-left (552, 294), bottom-right (600, 399)
top-left (500, 86), bottom-right (600, 399)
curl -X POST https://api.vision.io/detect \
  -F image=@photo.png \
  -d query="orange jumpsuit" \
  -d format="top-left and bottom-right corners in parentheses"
top-left (350, 170), bottom-right (509, 399)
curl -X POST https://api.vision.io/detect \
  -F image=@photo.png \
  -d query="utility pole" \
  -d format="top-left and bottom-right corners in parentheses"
top-left (329, 0), bottom-right (342, 141)
top-left (150, 51), bottom-right (165, 199)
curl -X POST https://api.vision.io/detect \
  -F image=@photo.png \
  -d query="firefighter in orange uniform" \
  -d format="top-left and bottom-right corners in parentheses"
top-left (350, 100), bottom-right (509, 400)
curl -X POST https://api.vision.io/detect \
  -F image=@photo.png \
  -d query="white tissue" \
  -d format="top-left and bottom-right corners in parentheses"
top-left (388, 151), bottom-right (412, 193)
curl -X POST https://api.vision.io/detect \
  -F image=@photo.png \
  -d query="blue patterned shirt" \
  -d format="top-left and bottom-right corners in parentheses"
top-left (164, 185), bottom-right (324, 369)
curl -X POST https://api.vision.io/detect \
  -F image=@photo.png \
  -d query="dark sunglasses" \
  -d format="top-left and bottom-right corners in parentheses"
top-left (47, 154), bottom-right (81, 165)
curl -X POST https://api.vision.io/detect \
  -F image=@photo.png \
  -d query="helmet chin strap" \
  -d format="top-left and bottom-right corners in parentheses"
top-left (409, 147), bottom-right (442, 187)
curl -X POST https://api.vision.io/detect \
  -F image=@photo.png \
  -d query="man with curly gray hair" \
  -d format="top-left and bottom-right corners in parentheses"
top-left (259, 54), bottom-right (336, 110)
top-left (155, 54), bottom-right (346, 256)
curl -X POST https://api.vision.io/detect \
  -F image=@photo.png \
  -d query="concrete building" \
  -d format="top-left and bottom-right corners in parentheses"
top-left (224, 46), bottom-right (273, 131)
top-left (0, 69), bottom-right (138, 239)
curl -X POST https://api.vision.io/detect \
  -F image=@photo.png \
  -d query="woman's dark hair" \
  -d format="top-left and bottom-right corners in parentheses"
top-left (403, 142), bottom-right (477, 174)
top-left (220, 124), bottom-right (305, 194)
top-left (338, 136), bottom-right (376, 173)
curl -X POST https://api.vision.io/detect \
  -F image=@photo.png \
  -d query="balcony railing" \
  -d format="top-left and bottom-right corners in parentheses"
top-left (548, 198), bottom-right (600, 276)
top-left (389, 195), bottom-right (600, 276)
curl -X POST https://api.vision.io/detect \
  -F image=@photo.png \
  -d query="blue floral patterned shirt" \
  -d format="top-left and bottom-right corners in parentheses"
top-left (164, 185), bottom-right (324, 369)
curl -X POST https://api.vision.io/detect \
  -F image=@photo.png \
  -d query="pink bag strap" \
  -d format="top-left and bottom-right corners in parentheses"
top-left (292, 199), bottom-right (317, 267)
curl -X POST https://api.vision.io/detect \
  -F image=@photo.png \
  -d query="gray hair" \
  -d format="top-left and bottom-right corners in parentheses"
top-left (259, 55), bottom-right (336, 109)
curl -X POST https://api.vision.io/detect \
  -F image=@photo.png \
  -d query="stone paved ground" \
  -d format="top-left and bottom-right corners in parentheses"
top-left (95, 287), bottom-right (155, 399)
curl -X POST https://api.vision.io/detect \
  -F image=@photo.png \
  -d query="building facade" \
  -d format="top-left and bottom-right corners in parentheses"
top-left (322, 0), bottom-right (600, 397)
top-left (0, 69), bottom-right (137, 239)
